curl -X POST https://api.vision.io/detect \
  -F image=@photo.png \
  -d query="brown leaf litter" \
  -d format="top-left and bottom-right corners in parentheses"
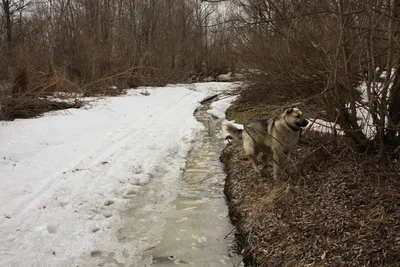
top-left (221, 132), bottom-right (400, 266)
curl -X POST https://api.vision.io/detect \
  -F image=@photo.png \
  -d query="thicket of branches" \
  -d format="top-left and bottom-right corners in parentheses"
top-left (232, 0), bottom-right (400, 152)
top-left (2, 0), bottom-right (400, 152)
top-left (0, 0), bottom-right (235, 96)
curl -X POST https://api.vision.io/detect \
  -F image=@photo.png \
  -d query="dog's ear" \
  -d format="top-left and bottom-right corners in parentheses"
top-left (285, 108), bottom-right (294, 114)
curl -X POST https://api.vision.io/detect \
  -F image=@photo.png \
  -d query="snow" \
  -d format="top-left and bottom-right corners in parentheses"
top-left (0, 82), bottom-right (234, 267)
top-left (307, 118), bottom-right (344, 135)
top-left (217, 72), bottom-right (242, 82)
top-left (208, 95), bottom-right (238, 119)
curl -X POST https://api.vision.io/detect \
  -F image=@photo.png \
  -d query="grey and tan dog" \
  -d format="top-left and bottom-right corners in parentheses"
top-left (224, 107), bottom-right (309, 180)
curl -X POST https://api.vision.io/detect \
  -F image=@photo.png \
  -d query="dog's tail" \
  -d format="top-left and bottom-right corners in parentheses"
top-left (224, 123), bottom-right (243, 142)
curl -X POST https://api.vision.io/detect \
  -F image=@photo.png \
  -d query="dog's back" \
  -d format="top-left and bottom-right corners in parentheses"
top-left (245, 119), bottom-right (269, 138)
top-left (243, 119), bottom-right (273, 153)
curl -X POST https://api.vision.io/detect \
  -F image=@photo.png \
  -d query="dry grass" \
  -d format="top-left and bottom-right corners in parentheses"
top-left (0, 96), bottom-right (84, 121)
top-left (0, 68), bottom-right (86, 121)
top-left (221, 130), bottom-right (400, 266)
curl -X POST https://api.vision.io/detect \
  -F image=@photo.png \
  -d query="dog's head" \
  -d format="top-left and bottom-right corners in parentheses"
top-left (283, 107), bottom-right (309, 129)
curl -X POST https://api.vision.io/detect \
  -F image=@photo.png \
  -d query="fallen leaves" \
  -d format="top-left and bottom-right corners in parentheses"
top-left (221, 132), bottom-right (400, 266)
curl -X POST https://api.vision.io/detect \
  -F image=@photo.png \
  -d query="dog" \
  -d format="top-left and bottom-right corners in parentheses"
top-left (224, 107), bottom-right (309, 181)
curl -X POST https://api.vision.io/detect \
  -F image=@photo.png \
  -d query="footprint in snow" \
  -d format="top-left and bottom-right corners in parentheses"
top-left (47, 224), bottom-right (58, 234)
top-left (90, 250), bottom-right (102, 257)
top-left (91, 227), bottom-right (100, 233)
top-left (132, 173), bottom-right (151, 186)
top-left (126, 185), bottom-right (141, 195)
top-left (104, 200), bottom-right (115, 206)
top-left (103, 212), bottom-right (112, 218)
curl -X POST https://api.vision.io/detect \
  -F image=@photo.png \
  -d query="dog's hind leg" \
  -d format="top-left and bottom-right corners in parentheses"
top-left (248, 155), bottom-right (261, 174)
top-left (272, 150), bottom-right (284, 181)
top-left (261, 154), bottom-right (272, 168)
top-left (242, 134), bottom-right (261, 173)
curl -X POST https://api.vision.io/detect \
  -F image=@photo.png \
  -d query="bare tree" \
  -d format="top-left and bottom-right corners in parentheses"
top-left (1, 0), bottom-right (31, 43)
top-left (0, 0), bottom-right (234, 96)
top-left (234, 0), bottom-right (400, 152)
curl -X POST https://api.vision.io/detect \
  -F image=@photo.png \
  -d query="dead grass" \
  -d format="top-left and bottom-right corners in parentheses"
top-left (221, 127), bottom-right (400, 266)
top-left (1, 68), bottom-right (87, 121)
top-left (0, 96), bottom-right (84, 121)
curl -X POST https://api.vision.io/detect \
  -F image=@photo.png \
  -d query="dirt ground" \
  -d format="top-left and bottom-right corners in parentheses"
top-left (221, 97), bottom-right (400, 266)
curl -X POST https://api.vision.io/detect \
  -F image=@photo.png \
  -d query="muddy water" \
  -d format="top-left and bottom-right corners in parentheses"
top-left (147, 97), bottom-right (241, 266)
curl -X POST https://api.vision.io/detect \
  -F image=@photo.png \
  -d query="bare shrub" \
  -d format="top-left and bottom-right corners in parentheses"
top-left (0, 0), bottom-right (237, 118)
top-left (0, 95), bottom-right (83, 120)
top-left (1, 0), bottom-right (235, 88)
top-left (0, 66), bottom-right (83, 120)
top-left (233, 0), bottom-right (400, 153)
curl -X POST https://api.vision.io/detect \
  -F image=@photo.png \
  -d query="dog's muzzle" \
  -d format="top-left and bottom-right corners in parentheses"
top-left (296, 120), bottom-right (309, 128)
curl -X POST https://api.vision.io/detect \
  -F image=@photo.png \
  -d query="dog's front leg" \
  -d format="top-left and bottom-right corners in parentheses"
top-left (272, 151), bottom-right (282, 181)
top-left (273, 148), bottom-right (291, 180)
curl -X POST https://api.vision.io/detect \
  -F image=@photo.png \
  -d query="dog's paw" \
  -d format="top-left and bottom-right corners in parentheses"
top-left (260, 168), bottom-right (272, 178)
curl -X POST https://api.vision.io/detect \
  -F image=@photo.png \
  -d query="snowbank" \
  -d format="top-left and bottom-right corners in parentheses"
top-left (0, 82), bottom-right (234, 266)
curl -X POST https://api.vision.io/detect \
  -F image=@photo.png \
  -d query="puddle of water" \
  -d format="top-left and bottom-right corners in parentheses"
top-left (149, 99), bottom-right (241, 267)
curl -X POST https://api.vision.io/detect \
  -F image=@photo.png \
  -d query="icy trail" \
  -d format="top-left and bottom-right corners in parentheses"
top-left (0, 83), bottom-right (236, 267)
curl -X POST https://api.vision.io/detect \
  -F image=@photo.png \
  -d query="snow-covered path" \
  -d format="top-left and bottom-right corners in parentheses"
top-left (0, 83), bottom-right (235, 267)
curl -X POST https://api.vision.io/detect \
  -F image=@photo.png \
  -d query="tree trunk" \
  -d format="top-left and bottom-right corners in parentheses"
top-left (386, 65), bottom-right (400, 145)
top-left (2, 0), bottom-right (12, 43)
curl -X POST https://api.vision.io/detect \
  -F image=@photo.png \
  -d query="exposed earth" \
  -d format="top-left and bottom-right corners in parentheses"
top-left (221, 94), bottom-right (400, 266)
